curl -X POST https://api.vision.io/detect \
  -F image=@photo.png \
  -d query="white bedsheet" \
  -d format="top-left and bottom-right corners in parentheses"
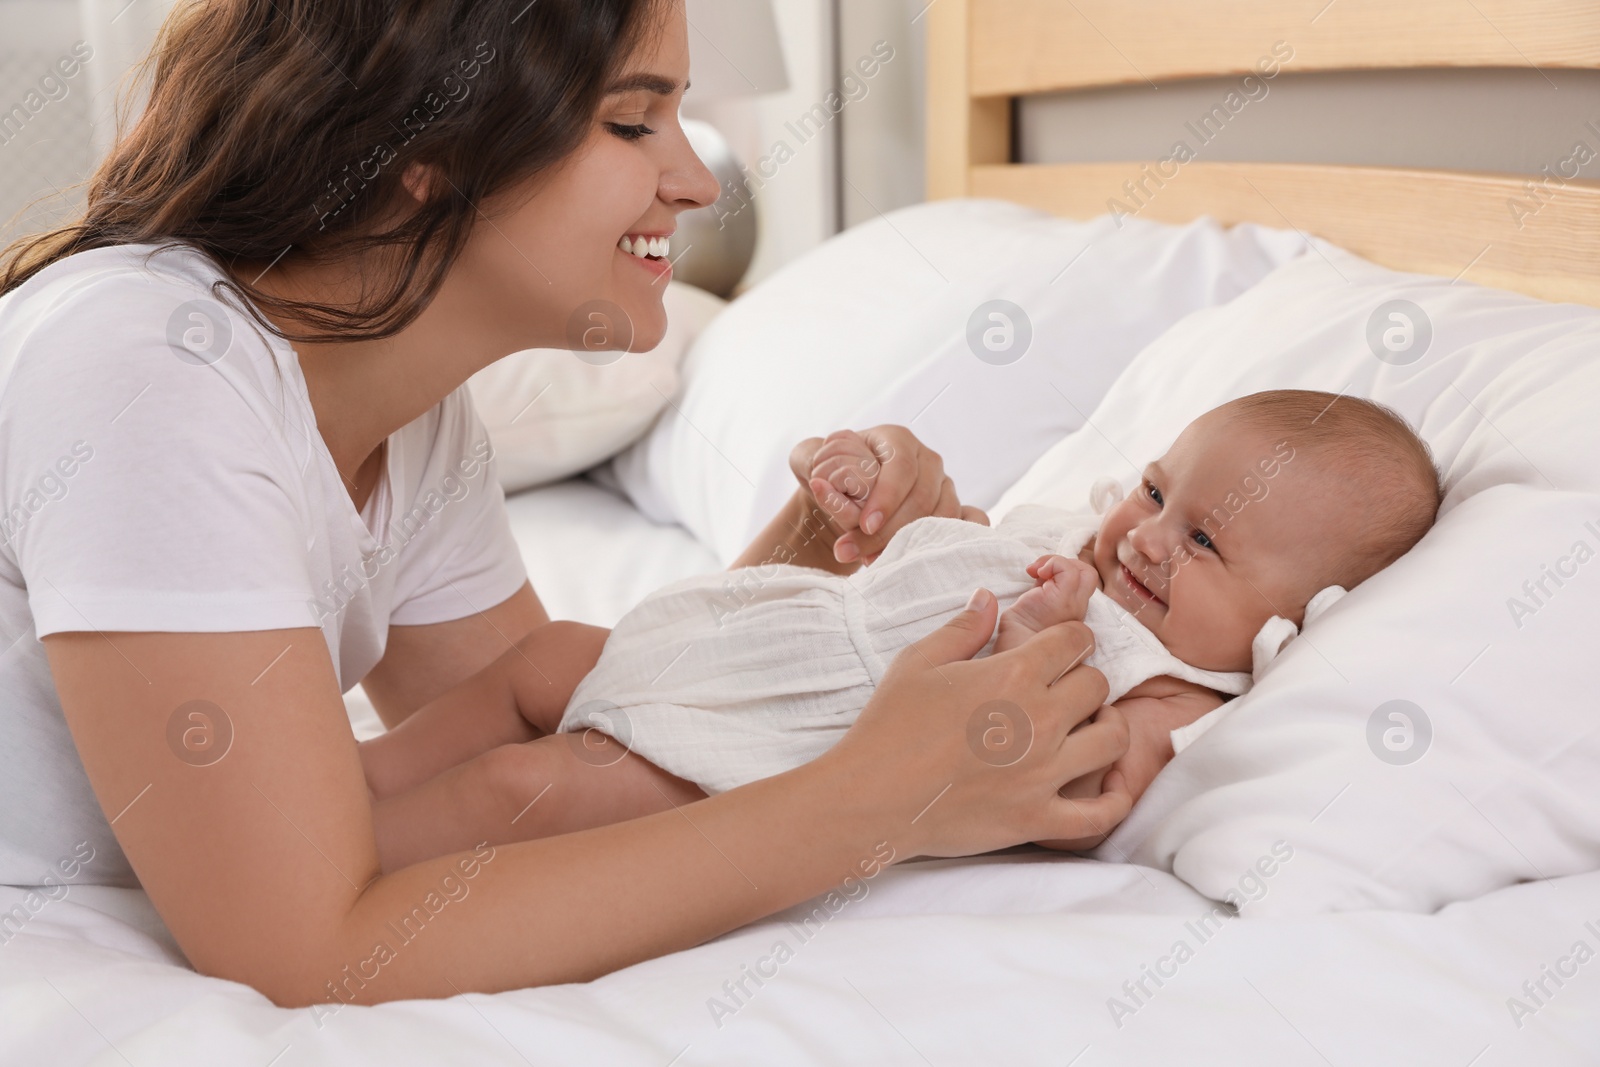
top-left (502, 476), bottom-right (723, 629)
top-left (9, 477), bottom-right (1598, 1064)
top-left (3, 857), bottom-right (1596, 1064)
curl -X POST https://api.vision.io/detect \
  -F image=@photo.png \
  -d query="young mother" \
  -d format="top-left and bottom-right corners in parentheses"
top-left (0, 0), bottom-right (1129, 1005)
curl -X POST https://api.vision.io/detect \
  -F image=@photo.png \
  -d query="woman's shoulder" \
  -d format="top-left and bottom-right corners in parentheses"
top-left (0, 244), bottom-right (295, 421)
top-left (0, 244), bottom-right (310, 485)
top-left (4, 242), bottom-right (229, 312)
top-left (0, 243), bottom-right (280, 379)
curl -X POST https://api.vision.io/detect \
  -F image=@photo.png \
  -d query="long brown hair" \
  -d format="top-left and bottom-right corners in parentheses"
top-left (0, 0), bottom-right (664, 342)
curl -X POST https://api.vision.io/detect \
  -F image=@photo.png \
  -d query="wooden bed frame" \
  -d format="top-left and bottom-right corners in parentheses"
top-left (926, 0), bottom-right (1600, 305)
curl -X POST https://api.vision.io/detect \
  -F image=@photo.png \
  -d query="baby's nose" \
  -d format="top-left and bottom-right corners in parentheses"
top-left (1126, 520), bottom-right (1170, 562)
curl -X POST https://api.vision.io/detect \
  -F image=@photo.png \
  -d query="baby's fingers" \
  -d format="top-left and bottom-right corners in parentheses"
top-left (809, 477), bottom-right (864, 528)
top-left (1039, 767), bottom-right (1133, 845)
top-left (1026, 554), bottom-right (1067, 582)
top-left (813, 455), bottom-right (876, 503)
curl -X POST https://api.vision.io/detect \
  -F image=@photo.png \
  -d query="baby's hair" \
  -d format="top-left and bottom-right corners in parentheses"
top-left (1220, 390), bottom-right (1442, 590)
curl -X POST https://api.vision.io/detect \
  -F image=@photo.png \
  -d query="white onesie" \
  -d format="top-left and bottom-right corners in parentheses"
top-left (558, 504), bottom-right (1252, 795)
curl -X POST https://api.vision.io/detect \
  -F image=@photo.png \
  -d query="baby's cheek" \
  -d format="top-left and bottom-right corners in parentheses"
top-left (1191, 598), bottom-right (1263, 673)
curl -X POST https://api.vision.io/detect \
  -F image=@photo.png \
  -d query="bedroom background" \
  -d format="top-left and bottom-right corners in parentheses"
top-left (3, 2), bottom-right (1599, 1061)
top-left (4, 0), bottom-right (1597, 291)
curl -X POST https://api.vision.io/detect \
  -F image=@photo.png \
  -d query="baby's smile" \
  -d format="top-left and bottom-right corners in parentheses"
top-left (1076, 392), bottom-right (1440, 674)
top-left (1115, 549), bottom-right (1167, 612)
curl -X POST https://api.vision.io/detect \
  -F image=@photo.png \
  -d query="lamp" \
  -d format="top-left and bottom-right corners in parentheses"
top-left (676, 0), bottom-right (790, 298)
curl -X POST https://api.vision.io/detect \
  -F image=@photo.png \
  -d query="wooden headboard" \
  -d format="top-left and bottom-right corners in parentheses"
top-left (926, 0), bottom-right (1600, 305)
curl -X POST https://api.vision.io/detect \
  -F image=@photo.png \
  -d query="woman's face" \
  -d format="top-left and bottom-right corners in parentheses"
top-left (454, 0), bottom-right (718, 355)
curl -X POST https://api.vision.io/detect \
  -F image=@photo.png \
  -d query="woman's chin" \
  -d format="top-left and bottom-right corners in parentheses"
top-left (624, 309), bottom-right (669, 353)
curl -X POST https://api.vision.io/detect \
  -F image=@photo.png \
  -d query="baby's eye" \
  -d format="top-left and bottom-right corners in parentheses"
top-left (1146, 482), bottom-right (1165, 507)
top-left (1191, 529), bottom-right (1215, 551)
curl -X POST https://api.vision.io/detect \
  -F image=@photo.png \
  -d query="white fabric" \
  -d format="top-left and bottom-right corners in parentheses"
top-left (559, 506), bottom-right (1247, 794)
top-left (1250, 584), bottom-right (1348, 679)
top-left (0, 244), bottom-right (530, 888)
top-left (2, 861), bottom-right (1596, 1064)
top-left (610, 199), bottom-right (1310, 564)
top-left (995, 243), bottom-right (1600, 914)
top-left (468, 283), bottom-right (726, 493)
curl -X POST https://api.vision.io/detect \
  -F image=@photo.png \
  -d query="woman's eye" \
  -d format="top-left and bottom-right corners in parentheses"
top-left (606, 121), bottom-right (656, 141)
top-left (1192, 529), bottom-right (1215, 551)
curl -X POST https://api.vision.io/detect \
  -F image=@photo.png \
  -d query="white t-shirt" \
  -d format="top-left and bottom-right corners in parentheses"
top-left (0, 244), bottom-right (530, 887)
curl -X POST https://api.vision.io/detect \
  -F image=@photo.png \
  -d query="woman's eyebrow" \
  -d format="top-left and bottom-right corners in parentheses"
top-left (606, 74), bottom-right (683, 96)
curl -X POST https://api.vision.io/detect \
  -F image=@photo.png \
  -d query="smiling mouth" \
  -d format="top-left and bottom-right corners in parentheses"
top-left (618, 234), bottom-right (672, 261)
top-left (1120, 563), bottom-right (1166, 607)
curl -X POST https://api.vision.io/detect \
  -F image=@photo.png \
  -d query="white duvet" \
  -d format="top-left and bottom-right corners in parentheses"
top-left (4, 858), bottom-right (1596, 1064)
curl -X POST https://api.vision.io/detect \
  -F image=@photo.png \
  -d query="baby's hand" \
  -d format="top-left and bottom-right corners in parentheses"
top-left (806, 429), bottom-right (890, 537)
top-left (787, 425), bottom-right (989, 567)
top-left (994, 555), bottom-right (1099, 653)
top-left (1042, 685), bottom-right (1223, 851)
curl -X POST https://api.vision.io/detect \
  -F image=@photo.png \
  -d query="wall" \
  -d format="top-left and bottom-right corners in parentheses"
top-left (836, 0), bottom-right (928, 230)
top-left (682, 0), bottom-right (839, 288)
top-left (684, 0), bottom-right (932, 287)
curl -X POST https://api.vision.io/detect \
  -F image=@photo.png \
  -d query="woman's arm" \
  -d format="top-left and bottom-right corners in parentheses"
top-left (732, 485), bottom-right (857, 575)
top-left (44, 591), bottom-right (1128, 1006)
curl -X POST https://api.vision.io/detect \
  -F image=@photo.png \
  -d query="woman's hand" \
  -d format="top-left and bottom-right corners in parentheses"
top-left (817, 588), bottom-right (1134, 858)
top-left (789, 426), bottom-right (989, 566)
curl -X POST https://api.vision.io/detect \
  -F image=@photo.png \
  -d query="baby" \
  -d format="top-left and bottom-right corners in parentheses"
top-left (533, 389), bottom-right (1442, 846)
top-left (365, 389), bottom-right (1443, 863)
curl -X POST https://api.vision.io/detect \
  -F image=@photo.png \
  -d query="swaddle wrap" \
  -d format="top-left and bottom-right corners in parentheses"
top-left (559, 503), bottom-right (1250, 794)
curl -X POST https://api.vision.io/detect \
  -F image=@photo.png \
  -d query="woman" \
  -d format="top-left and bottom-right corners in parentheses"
top-left (0, 0), bottom-right (1129, 1005)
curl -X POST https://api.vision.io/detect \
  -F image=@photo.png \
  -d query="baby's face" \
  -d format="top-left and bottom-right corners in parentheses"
top-left (1087, 412), bottom-right (1344, 673)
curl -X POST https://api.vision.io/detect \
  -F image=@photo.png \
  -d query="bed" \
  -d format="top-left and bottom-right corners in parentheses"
top-left (5, 2), bottom-right (1600, 1063)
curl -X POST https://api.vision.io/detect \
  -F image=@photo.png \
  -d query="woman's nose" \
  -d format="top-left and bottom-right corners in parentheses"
top-left (662, 126), bottom-right (722, 213)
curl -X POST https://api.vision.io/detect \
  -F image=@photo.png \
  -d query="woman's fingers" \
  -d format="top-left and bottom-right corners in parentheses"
top-left (841, 437), bottom-right (945, 558)
top-left (960, 506), bottom-right (991, 527)
top-left (1042, 703), bottom-right (1129, 778)
top-left (997, 619), bottom-right (1102, 692)
top-left (854, 426), bottom-right (938, 539)
top-left (844, 472), bottom-right (960, 562)
top-left (905, 588), bottom-right (1000, 667)
top-left (840, 593), bottom-right (1138, 859)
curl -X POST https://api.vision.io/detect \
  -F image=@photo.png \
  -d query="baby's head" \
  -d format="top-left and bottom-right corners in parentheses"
top-left (1087, 390), bottom-right (1442, 673)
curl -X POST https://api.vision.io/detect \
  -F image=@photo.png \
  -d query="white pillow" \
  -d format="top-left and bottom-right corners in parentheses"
top-left (470, 282), bottom-right (725, 493)
top-left (609, 200), bottom-right (1308, 563)
top-left (996, 245), bottom-right (1600, 914)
